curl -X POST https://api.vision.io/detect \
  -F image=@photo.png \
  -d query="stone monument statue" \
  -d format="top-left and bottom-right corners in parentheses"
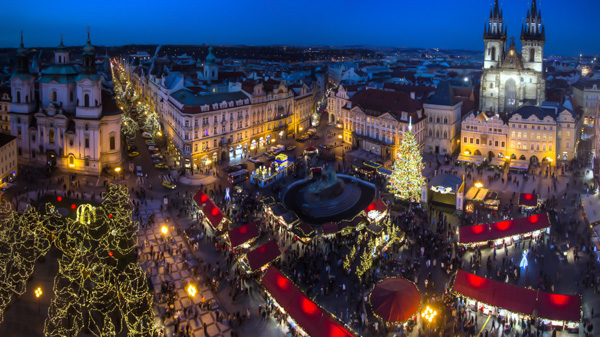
top-left (308, 166), bottom-right (344, 198)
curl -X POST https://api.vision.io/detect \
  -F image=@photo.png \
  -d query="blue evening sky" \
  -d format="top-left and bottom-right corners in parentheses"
top-left (1, 0), bottom-right (598, 56)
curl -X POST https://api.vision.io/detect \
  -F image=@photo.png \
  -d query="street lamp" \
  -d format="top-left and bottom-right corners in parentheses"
top-left (186, 284), bottom-right (197, 297)
top-left (161, 225), bottom-right (168, 235)
top-left (114, 167), bottom-right (121, 173)
top-left (474, 181), bottom-right (483, 188)
top-left (421, 306), bottom-right (437, 323)
top-left (35, 287), bottom-right (42, 315)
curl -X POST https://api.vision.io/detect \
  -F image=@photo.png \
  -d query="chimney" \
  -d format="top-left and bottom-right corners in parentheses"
top-left (410, 92), bottom-right (416, 100)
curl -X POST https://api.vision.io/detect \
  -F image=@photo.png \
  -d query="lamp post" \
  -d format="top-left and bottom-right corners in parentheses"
top-left (161, 225), bottom-right (169, 235)
top-left (34, 287), bottom-right (42, 315)
top-left (186, 284), bottom-right (197, 298)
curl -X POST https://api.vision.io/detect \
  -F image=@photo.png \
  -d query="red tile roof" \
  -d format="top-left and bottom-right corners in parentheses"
top-left (349, 89), bottom-right (424, 123)
top-left (246, 240), bottom-right (280, 272)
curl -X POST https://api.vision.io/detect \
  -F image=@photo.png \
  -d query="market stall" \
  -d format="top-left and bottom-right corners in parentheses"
top-left (193, 190), bottom-right (230, 233)
top-left (582, 194), bottom-right (600, 227)
top-left (227, 222), bottom-right (259, 250)
top-left (457, 154), bottom-right (485, 165)
top-left (364, 199), bottom-right (387, 224)
top-left (459, 213), bottom-right (550, 246)
top-left (509, 160), bottom-right (529, 171)
top-left (322, 222), bottom-right (338, 237)
top-left (451, 270), bottom-right (581, 328)
top-left (261, 266), bottom-right (357, 337)
top-left (489, 157), bottom-right (506, 167)
top-left (293, 222), bottom-right (315, 243)
top-left (465, 187), bottom-right (500, 213)
top-left (244, 240), bottom-right (281, 273)
top-left (250, 154), bottom-right (294, 188)
top-left (427, 174), bottom-right (464, 210)
top-left (519, 193), bottom-right (538, 210)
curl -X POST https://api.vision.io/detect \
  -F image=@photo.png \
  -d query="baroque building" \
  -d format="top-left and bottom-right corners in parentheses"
top-left (10, 32), bottom-right (122, 174)
top-left (479, 0), bottom-right (546, 114)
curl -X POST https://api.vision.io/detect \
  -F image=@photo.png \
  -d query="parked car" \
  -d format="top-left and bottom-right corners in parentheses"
top-left (128, 151), bottom-right (139, 157)
top-left (155, 163), bottom-right (168, 169)
top-left (136, 166), bottom-right (143, 177)
top-left (162, 181), bottom-right (176, 189)
top-left (148, 146), bottom-right (157, 151)
top-left (249, 156), bottom-right (261, 163)
top-left (145, 142), bottom-right (156, 147)
top-left (319, 144), bottom-right (327, 149)
top-left (286, 146), bottom-right (296, 151)
top-left (151, 154), bottom-right (164, 160)
top-left (142, 132), bottom-right (152, 139)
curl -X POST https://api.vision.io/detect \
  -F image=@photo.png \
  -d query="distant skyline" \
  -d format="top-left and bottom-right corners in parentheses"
top-left (1, 0), bottom-right (599, 57)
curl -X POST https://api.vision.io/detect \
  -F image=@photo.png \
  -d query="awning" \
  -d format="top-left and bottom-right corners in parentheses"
top-left (519, 193), bottom-right (538, 208)
top-left (459, 213), bottom-right (550, 245)
top-left (452, 270), bottom-right (580, 323)
top-left (363, 161), bottom-right (382, 169)
top-left (457, 154), bottom-right (485, 164)
top-left (261, 267), bottom-right (357, 337)
top-left (193, 190), bottom-right (226, 230)
top-left (509, 160), bottom-right (529, 170)
top-left (228, 222), bottom-right (259, 248)
top-left (490, 157), bottom-right (505, 167)
top-left (246, 240), bottom-right (280, 272)
top-left (465, 187), bottom-right (489, 201)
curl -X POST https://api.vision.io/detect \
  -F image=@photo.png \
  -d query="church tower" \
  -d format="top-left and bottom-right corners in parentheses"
top-left (54, 35), bottom-right (70, 64)
top-left (10, 32), bottom-right (36, 114)
top-left (203, 44), bottom-right (218, 84)
top-left (483, 0), bottom-right (506, 69)
top-left (75, 29), bottom-right (102, 119)
top-left (521, 0), bottom-right (545, 73)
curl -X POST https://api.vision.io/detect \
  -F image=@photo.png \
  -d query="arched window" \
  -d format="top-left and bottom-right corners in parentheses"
top-left (84, 94), bottom-right (89, 107)
top-left (58, 56), bottom-right (62, 63)
top-left (110, 135), bottom-right (116, 150)
top-left (16, 91), bottom-right (21, 103)
top-left (49, 129), bottom-right (55, 143)
top-left (443, 131), bottom-right (447, 138)
top-left (490, 47), bottom-right (496, 61)
top-left (529, 48), bottom-right (535, 62)
top-left (70, 91), bottom-right (74, 102)
top-left (428, 129), bottom-right (432, 137)
top-left (443, 118), bottom-right (448, 124)
top-left (69, 156), bottom-right (74, 165)
top-left (52, 91), bottom-right (57, 102)
top-left (436, 131), bottom-right (440, 138)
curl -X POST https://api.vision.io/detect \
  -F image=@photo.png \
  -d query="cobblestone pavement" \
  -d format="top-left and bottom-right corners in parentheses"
top-left (136, 203), bottom-right (233, 337)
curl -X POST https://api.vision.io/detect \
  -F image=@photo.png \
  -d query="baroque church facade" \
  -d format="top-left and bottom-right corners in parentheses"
top-left (479, 0), bottom-right (546, 114)
top-left (10, 32), bottom-right (122, 174)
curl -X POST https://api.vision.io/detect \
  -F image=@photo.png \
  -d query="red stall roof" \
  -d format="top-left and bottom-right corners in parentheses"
top-left (459, 213), bottom-right (550, 245)
top-left (261, 267), bottom-right (357, 337)
top-left (536, 292), bottom-right (581, 323)
top-left (452, 270), bottom-right (580, 322)
top-left (246, 240), bottom-right (280, 272)
top-left (193, 190), bottom-right (226, 229)
top-left (228, 222), bottom-right (259, 248)
top-left (365, 198), bottom-right (387, 214)
top-left (519, 193), bottom-right (538, 207)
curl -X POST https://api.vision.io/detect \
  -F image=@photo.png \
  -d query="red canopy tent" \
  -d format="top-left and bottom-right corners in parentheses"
top-left (459, 213), bottom-right (550, 245)
top-left (193, 190), bottom-right (226, 230)
top-left (261, 266), bottom-right (356, 337)
top-left (228, 222), bottom-right (259, 248)
top-left (369, 278), bottom-right (421, 323)
top-left (246, 240), bottom-right (281, 272)
top-left (536, 292), bottom-right (581, 323)
top-left (519, 193), bottom-right (538, 208)
top-left (452, 270), bottom-right (580, 322)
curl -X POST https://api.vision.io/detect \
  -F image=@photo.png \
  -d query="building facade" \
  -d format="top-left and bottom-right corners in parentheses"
top-left (423, 81), bottom-right (463, 155)
top-left (479, 0), bottom-right (546, 114)
top-left (0, 133), bottom-right (17, 185)
top-left (460, 112), bottom-right (508, 161)
top-left (0, 86), bottom-right (10, 133)
top-left (10, 33), bottom-right (122, 174)
top-left (340, 89), bottom-right (426, 159)
top-left (572, 79), bottom-right (600, 126)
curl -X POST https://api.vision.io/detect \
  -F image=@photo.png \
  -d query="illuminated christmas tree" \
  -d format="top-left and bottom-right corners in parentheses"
top-left (388, 120), bottom-right (425, 202)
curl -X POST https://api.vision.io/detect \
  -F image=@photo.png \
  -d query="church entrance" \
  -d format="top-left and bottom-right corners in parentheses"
top-left (504, 79), bottom-right (517, 113)
top-left (47, 150), bottom-right (57, 168)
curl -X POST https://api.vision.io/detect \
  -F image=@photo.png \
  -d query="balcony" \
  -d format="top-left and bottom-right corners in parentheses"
top-left (272, 113), bottom-right (291, 121)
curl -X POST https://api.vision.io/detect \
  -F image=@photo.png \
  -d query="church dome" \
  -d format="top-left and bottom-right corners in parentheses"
top-left (82, 42), bottom-right (95, 55)
top-left (205, 45), bottom-right (216, 64)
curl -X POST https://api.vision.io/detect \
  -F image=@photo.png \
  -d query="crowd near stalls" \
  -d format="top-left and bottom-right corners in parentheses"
top-left (451, 270), bottom-right (581, 332)
top-left (519, 193), bottom-right (539, 212)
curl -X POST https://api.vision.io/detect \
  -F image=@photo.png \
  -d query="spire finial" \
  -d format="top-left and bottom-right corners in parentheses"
top-left (408, 116), bottom-right (412, 132)
top-left (60, 33), bottom-right (64, 46)
top-left (87, 25), bottom-right (90, 44)
top-left (20, 30), bottom-right (23, 47)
